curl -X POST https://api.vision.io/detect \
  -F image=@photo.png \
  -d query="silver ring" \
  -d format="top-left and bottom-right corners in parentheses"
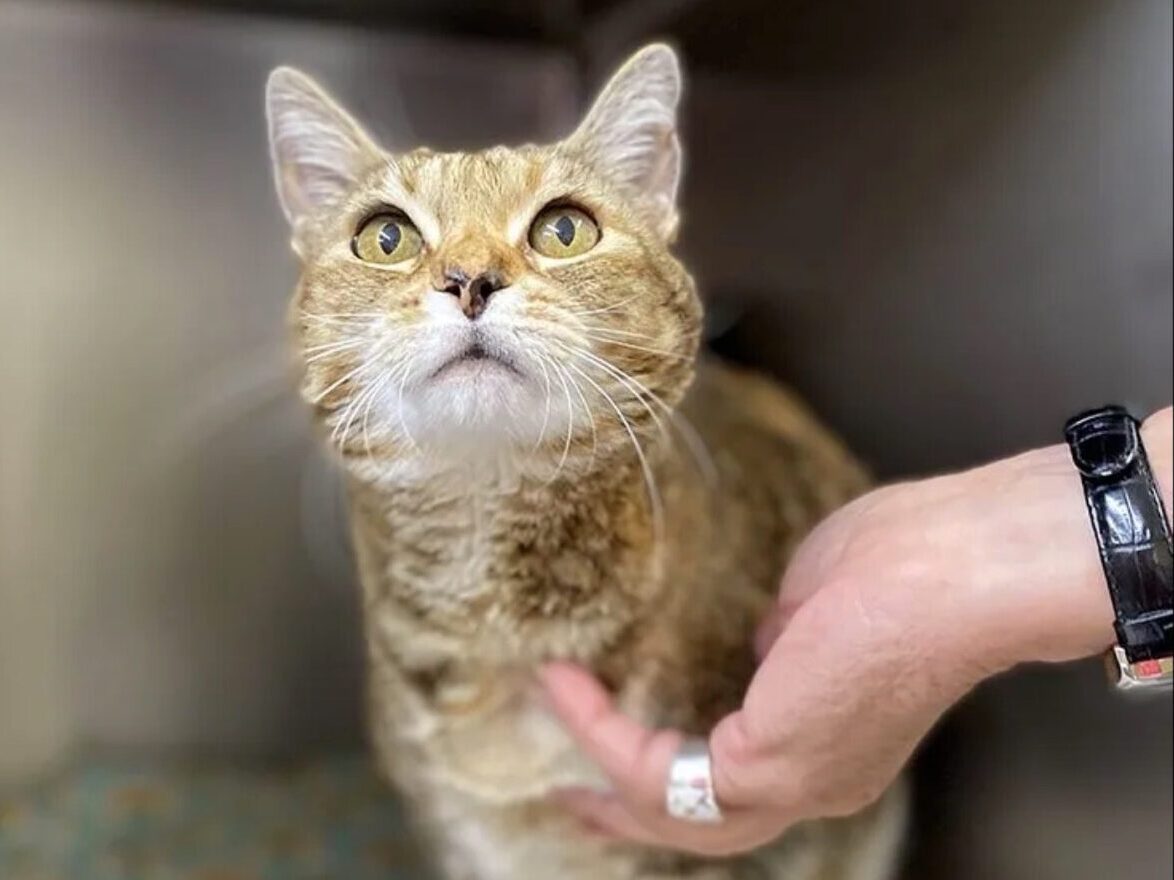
top-left (665, 737), bottom-right (723, 823)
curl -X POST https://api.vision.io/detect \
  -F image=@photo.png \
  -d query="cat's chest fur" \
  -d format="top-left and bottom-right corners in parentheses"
top-left (348, 463), bottom-right (659, 801)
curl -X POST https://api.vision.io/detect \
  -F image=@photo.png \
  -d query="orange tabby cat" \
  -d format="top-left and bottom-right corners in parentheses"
top-left (266, 44), bottom-right (905, 880)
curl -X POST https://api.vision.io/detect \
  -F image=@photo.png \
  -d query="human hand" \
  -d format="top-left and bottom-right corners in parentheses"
top-left (541, 408), bottom-right (1171, 856)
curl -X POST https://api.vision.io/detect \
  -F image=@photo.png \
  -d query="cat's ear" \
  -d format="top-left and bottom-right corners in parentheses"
top-left (569, 44), bottom-right (682, 239)
top-left (265, 67), bottom-right (382, 227)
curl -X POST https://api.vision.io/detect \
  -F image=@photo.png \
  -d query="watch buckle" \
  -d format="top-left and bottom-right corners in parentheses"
top-left (1106, 646), bottom-right (1174, 693)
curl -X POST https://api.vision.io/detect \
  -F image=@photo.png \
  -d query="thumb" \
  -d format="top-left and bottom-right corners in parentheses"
top-left (754, 597), bottom-right (809, 660)
top-left (754, 606), bottom-right (786, 660)
top-left (539, 662), bottom-right (764, 812)
top-left (539, 662), bottom-right (682, 809)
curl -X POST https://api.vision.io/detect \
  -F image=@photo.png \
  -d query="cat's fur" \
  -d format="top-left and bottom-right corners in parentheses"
top-left (266, 45), bottom-right (906, 880)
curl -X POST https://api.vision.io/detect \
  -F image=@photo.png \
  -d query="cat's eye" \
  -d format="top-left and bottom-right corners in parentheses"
top-left (528, 206), bottom-right (600, 259)
top-left (352, 213), bottom-right (424, 265)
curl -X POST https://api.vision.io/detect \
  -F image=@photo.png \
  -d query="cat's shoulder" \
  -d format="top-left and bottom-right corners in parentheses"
top-left (685, 357), bottom-right (870, 493)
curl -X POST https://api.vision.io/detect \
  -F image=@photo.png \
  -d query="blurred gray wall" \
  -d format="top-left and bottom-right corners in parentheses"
top-left (678, 0), bottom-right (1172, 475)
top-left (0, 0), bottom-right (577, 779)
top-left (0, 1), bottom-right (1170, 878)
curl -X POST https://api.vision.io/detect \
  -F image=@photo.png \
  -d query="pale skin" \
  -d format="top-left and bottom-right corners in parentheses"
top-left (541, 406), bottom-right (1173, 857)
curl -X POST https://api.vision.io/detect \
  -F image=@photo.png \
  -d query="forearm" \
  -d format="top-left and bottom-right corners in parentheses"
top-left (959, 407), bottom-right (1172, 671)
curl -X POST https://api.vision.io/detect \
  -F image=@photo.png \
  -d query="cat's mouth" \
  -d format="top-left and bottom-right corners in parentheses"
top-left (431, 342), bottom-right (522, 381)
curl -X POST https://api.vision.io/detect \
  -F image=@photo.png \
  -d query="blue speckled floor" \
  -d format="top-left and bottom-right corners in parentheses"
top-left (0, 755), bottom-right (431, 880)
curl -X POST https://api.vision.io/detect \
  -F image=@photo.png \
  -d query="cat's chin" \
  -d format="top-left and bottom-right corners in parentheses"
top-left (401, 364), bottom-right (574, 454)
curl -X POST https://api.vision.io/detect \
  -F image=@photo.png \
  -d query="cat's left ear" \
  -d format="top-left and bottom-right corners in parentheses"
top-left (569, 44), bottom-right (682, 240)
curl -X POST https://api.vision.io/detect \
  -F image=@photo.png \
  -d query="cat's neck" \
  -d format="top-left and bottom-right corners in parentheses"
top-left (345, 440), bottom-right (668, 654)
top-left (342, 436), bottom-right (668, 501)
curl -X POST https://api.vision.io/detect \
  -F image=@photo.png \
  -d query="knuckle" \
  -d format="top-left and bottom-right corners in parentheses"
top-left (818, 773), bottom-right (889, 819)
top-left (709, 716), bottom-right (764, 804)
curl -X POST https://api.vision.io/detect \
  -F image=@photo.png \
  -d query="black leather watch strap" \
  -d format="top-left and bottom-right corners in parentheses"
top-left (1064, 406), bottom-right (1173, 667)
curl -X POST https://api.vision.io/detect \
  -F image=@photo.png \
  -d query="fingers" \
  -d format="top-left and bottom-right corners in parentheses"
top-left (540, 662), bottom-right (768, 811)
top-left (753, 605), bottom-right (786, 659)
top-left (539, 662), bottom-right (683, 809)
top-left (555, 788), bottom-right (786, 857)
top-left (553, 789), bottom-right (661, 846)
top-left (541, 663), bottom-right (796, 857)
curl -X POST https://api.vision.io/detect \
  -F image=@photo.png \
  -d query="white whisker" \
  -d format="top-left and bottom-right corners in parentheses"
top-left (528, 347), bottom-right (554, 455)
top-left (304, 342), bottom-right (368, 365)
top-left (313, 360), bottom-right (374, 406)
top-left (331, 391), bottom-right (363, 445)
top-left (565, 361), bottom-right (664, 545)
top-left (394, 358), bottom-right (420, 451)
top-left (560, 359), bottom-right (597, 472)
top-left (564, 345), bottom-right (669, 439)
top-left (570, 345), bottom-right (718, 486)
top-left (331, 364), bottom-right (376, 445)
top-left (299, 311), bottom-right (386, 323)
top-left (661, 407), bottom-right (718, 486)
top-left (547, 353), bottom-right (576, 483)
top-left (333, 366), bottom-right (383, 447)
top-left (360, 371), bottom-right (393, 458)
top-left (578, 326), bottom-right (661, 340)
top-left (583, 335), bottom-right (692, 362)
top-left (565, 294), bottom-right (640, 317)
top-left (304, 337), bottom-right (368, 353)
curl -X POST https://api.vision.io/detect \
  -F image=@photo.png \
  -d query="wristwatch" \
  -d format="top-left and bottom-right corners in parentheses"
top-left (1064, 406), bottom-right (1173, 692)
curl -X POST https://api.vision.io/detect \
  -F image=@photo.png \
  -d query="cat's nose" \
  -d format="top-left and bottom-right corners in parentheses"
top-left (436, 268), bottom-right (505, 320)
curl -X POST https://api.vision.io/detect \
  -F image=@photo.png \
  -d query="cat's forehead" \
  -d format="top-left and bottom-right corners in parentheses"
top-left (373, 145), bottom-right (585, 230)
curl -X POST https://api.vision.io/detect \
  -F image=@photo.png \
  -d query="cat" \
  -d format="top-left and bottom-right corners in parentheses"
top-left (265, 44), bottom-right (906, 880)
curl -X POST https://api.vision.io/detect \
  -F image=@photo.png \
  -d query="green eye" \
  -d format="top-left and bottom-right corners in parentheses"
top-left (352, 213), bottom-right (424, 264)
top-left (528, 206), bottom-right (600, 258)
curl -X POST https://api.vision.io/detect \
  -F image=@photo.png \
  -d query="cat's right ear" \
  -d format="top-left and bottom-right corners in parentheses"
top-left (265, 68), bottom-right (382, 229)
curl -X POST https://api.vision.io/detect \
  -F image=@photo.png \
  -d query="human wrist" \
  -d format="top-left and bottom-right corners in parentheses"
top-left (1141, 406), bottom-right (1172, 514)
top-left (959, 407), bottom-right (1171, 672)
